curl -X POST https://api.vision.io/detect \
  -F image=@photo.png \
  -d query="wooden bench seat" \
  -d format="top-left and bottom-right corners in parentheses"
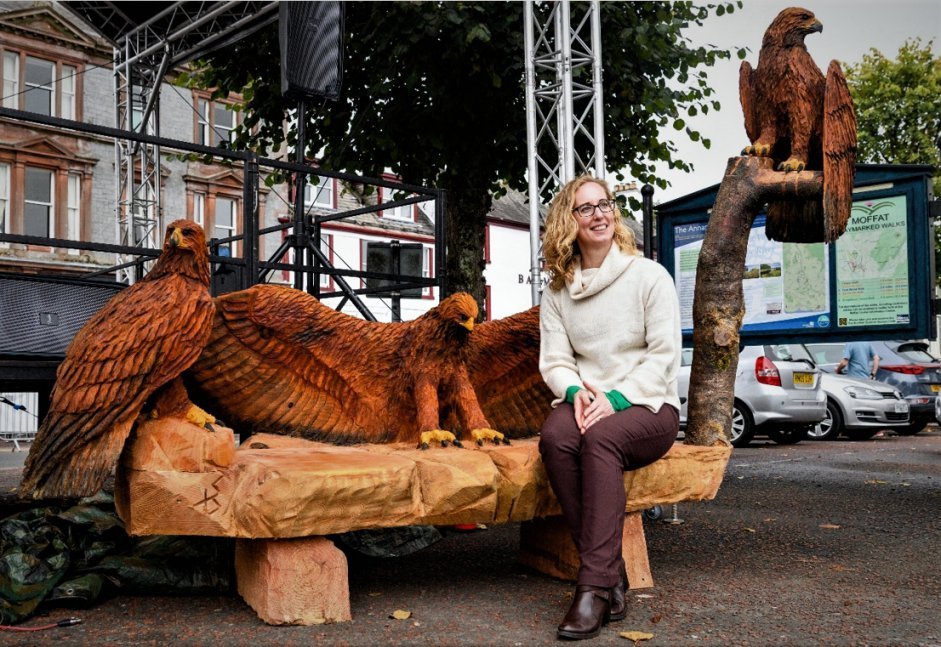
top-left (114, 418), bottom-right (731, 625)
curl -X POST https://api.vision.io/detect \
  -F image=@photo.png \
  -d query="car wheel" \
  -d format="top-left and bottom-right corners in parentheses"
top-left (730, 401), bottom-right (755, 448)
top-left (843, 428), bottom-right (879, 440)
top-left (895, 420), bottom-right (928, 436)
top-left (768, 426), bottom-right (808, 445)
top-left (808, 400), bottom-right (843, 441)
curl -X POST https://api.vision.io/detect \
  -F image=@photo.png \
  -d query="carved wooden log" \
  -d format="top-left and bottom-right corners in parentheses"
top-left (115, 421), bottom-right (732, 538)
top-left (686, 156), bottom-right (823, 447)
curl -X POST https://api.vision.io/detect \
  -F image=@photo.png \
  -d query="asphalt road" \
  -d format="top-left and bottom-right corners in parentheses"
top-left (1, 429), bottom-right (940, 646)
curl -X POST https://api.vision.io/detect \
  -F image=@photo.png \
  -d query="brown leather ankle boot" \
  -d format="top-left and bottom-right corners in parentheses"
top-left (557, 585), bottom-right (611, 640)
top-left (609, 562), bottom-right (629, 621)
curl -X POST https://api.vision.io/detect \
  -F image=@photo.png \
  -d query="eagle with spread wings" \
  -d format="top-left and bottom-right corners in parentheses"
top-left (186, 285), bottom-right (552, 448)
top-left (739, 6), bottom-right (857, 243)
top-left (20, 220), bottom-right (216, 499)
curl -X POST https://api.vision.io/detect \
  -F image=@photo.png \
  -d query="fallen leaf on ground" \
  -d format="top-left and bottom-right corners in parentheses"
top-left (368, 592), bottom-right (382, 597)
top-left (619, 630), bottom-right (655, 642)
top-left (819, 523), bottom-right (840, 529)
top-left (649, 614), bottom-right (663, 624)
top-left (743, 527), bottom-right (756, 533)
top-left (865, 479), bottom-right (887, 485)
top-left (390, 610), bottom-right (411, 620)
top-left (635, 593), bottom-right (655, 599)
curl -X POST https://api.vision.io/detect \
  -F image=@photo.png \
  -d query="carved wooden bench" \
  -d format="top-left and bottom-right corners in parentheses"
top-left (114, 418), bottom-right (731, 625)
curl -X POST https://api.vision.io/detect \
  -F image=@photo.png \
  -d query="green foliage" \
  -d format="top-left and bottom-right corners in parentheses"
top-left (183, 1), bottom-right (745, 296)
top-left (844, 39), bottom-right (941, 286)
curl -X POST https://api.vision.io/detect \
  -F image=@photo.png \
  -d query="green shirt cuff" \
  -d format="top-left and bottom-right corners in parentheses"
top-left (565, 385), bottom-right (583, 405)
top-left (605, 390), bottom-right (632, 412)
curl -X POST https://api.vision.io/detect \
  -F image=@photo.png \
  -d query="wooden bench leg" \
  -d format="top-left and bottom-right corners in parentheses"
top-left (519, 511), bottom-right (653, 589)
top-left (235, 536), bottom-right (352, 625)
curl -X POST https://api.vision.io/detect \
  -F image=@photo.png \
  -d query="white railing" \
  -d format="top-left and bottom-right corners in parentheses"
top-left (0, 392), bottom-right (39, 451)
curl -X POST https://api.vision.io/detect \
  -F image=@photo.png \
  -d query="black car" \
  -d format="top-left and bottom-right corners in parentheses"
top-left (805, 341), bottom-right (941, 435)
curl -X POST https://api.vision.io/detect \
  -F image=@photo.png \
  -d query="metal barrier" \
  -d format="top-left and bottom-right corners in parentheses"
top-left (0, 393), bottom-right (38, 451)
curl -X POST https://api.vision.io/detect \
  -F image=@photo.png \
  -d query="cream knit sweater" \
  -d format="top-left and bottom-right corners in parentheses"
top-left (539, 244), bottom-right (682, 413)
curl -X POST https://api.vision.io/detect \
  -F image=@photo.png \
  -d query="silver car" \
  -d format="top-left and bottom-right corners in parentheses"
top-left (808, 371), bottom-right (910, 441)
top-left (678, 344), bottom-right (827, 448)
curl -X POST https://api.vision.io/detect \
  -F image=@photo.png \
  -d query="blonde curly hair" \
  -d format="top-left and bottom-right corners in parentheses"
top-left (542, 175), bottom-right (638, 291)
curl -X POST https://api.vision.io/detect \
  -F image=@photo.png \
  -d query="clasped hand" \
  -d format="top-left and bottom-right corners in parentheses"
top-left (573, 381), bottom-right (613, 434)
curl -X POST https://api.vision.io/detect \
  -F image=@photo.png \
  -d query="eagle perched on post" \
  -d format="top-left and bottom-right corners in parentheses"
top-left (21, 220), bottom-right (216, 499)
top-left (739, 7), bottom-right (857, 243)
top-left (186, 286), bottom-right (552, 448)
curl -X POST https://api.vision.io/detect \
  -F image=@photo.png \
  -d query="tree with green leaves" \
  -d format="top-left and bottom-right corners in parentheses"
top-left (184, 2), bottom-right (744, 305)
top-left (843, 38), bottom-right (941, 285)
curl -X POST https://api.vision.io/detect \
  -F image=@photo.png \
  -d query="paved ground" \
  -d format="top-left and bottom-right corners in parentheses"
top-left (1, 428), bottom-right (940, 646)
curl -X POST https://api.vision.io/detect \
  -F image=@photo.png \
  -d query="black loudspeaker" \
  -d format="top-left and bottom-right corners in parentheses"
top-left (0, 275), bottom-right (124, 359)
top-left (279, 1), bottom-right (345, 101)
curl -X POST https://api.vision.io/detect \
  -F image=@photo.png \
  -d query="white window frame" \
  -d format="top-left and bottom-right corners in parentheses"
top-left (24, 166), bottom-right (54, 238)
top-left (213, 102), bottom-right (236, 146)
top-left (214, 196), bottom-right (238, 256)
top-left (380, 188), bottom-right (414, 222)
top-left (67, 173), bottom-right (80, 253)
top-left (305, 175), bottom-right (335, 209)
top-left (2, 52), bottom-right (18, 109)
top-left (24, 56), bottom-right (55, 116)
top-left (61, 65), bottom-right (76, 120)
top-left (191, 192), bottom-right (206, 227)
top-left (0, 162), bottom-right (9, 246)
top-left (197, 97), bottom-right (238, 147)
top-left (423, 246), bottom-right (434, 298)
top-left (319, 234), bottom-right (333, 288)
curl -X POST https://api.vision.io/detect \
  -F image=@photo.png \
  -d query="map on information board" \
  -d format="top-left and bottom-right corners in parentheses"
top-left (673, 215), bottom-right (830, 335)
top-left (835, 195), bottom-right (909, 327)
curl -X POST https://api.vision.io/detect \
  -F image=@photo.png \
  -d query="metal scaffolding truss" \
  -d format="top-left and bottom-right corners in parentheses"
top-left (523, 0), bottom-right (605, 304)
top-left (65, 2), bottom-right (279, 282)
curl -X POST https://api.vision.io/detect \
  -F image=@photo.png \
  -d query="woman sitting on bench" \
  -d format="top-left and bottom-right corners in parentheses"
top-left (537, 175), bottom-right (682, 641)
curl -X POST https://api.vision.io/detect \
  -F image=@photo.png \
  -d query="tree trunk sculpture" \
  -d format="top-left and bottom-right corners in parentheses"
top-left (685, 156), bottom-right (823, 447)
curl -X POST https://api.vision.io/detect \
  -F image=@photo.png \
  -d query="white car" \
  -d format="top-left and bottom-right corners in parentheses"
top-left (808, 371), bottom-right (910, 441)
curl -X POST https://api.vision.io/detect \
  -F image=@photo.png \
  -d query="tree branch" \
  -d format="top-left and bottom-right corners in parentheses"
top-left (685, 156), bottom-right (823, 447)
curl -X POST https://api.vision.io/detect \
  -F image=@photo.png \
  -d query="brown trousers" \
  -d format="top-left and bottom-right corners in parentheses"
top-left (538, 402), bottom-right (678, 588)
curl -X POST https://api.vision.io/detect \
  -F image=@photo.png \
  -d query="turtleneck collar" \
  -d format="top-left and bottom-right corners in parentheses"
top-left (567, 244), bottom-right (637, 300)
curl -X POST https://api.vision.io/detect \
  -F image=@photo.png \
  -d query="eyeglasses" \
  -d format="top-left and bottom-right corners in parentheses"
top-left (571, 199), bottom-right (615, 218)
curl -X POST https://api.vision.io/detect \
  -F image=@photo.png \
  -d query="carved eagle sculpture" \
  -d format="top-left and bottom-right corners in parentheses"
top-left (186, 285), bottom-right (552, 448)
top-left (20, 220), bottom-right (216, 499)
top-left (739, 6), bottom-right (857, 243)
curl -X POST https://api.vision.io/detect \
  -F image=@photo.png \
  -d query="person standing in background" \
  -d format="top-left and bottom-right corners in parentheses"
top-left (837, 341), bottom-right (880, 380)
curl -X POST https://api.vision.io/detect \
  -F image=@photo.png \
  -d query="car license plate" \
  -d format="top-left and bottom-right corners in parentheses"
top-left (895, 402), bottom-right (909, 413)
top-left (793, 372), bottom-right (814, 386)
top-left (931, 384), bottom-right (940, 393)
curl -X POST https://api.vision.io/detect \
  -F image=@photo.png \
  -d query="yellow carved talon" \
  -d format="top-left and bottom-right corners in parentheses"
top-left (419, 429), bottom-right (457, 450)
top-left (186, 404), bottom-right (217, 430)
top-left (777, 157), bottom-right (806, 172)
top-left (471, 428), bottom-right (507, 446)
top-left (742, 143), bottom-right (771, 157)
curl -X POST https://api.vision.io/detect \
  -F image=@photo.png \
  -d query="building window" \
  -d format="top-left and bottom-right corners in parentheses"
top-left (67, 174), bottom-right (81, 251)
top-left (1, 51), bottom-right (82, 119)
top-left (191, 193), bottom-right (205, 227)
top-left (0, 163), bottom-right (8, 237)
top-left (2, 53), bottom-right (18, 109)
top-left (305, 175), bottom-right (334, 209)
top-left (197, 98), bottom-right (237, 147)
top-left (214, 197), bottom-right (237, 256)
top-left (319, 234), bottom-right (333, 289)
top-left (423, 246), bottom-right (434, 298)
top-left (61, 65), bottom-right (76, 120)
top-left (24, 167), bottom-right (53, 238)
top-left (24, 56), bottom-right (55, 116)
top-left (380, 188), bottom-right (414, 222)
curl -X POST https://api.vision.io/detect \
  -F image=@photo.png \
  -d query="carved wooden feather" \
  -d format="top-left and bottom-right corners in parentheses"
top-left (187, 286), bottom-right (552, 445)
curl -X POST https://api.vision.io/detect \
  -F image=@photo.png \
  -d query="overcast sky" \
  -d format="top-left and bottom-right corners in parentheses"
top-left (632, 0), bottom-right (941, 208)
